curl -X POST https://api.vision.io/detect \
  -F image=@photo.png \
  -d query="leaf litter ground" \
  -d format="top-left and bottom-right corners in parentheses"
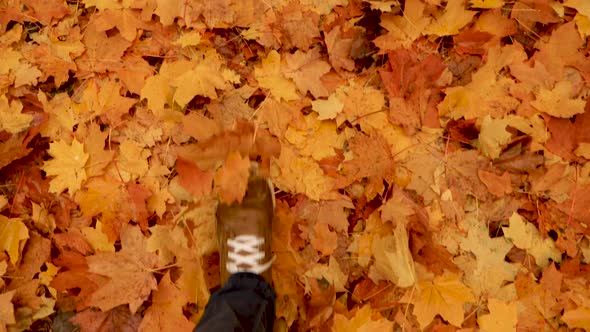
top-left (2, 0), bottom-right (590, 331)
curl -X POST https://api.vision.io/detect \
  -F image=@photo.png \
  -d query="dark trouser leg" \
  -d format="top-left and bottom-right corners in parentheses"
top-left (194, 272), bottom-right (276, 332)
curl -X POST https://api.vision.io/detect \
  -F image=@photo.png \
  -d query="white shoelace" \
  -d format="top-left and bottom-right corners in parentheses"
top-left (227, 234), bottom-right (274, 275)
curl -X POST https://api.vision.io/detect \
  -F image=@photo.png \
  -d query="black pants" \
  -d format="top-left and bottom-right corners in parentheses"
top-left (194, 272), bottom-right (276, 332)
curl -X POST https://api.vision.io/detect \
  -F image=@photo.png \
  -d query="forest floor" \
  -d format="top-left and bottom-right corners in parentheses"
top-left (1, 0), bottom-right (590, 331)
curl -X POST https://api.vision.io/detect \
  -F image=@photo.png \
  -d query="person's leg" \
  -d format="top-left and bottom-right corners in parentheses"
top-left (195, 164), bottom-right (276, 331)
top-left (194, 272), bottom-right (275, 332)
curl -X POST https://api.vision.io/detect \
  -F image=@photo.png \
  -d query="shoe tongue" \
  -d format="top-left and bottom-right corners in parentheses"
top-left (225, 208), bottom-right (267, 235)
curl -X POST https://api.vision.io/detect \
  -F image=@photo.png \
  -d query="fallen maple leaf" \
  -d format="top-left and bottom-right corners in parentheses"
top-left (0, 95), bottom-right (32, 134)
top-left (70, 306), bottom-right (142, 332)
top-left (42, 138), bottom-right (89, 195)
top-left (0, 290), bottom-right (16, 329)
top-left (370, 223), bottom-right (417, 288)
top-left (503, 212), bottom-right (561, 268)
top-left (477, 298), bottom-right (517, 332)
top-left (284, 48), bottom-right (331, 98)
top-left (138, 273), bottom-right (194, 332)
top-left (175, 158), bottom-right (213, 200)
top-left (339, 132), bottom-right (395, 199)
top-left (470, 0), bottom-right (505, 8)
top-left (305, 256), bottom-right (347, 293)
top-left (332, 304), bottom-right (394, 332)
top-left (255, 50), bottom-right (299, 101)
top-left (373, 0), bottom-right (430, 52)
top-left (214, 152), bottom-right (250, 204)
top-left (146, 224), bottom-right (188, 266)
top-left (531, 81), bottom-right (586, 118)
top-left (404, 273), bottom-right (475, 328)
top-left (86, 225), bottom-right (159, 313)
top-left (0, 216), bottom-right (29, 264)
top-left (562, 306), bottom-right (590, 330)
top-left (311, 223), bottom-right (338, 256)
top-left (426, 0), bottom-right (476, 36)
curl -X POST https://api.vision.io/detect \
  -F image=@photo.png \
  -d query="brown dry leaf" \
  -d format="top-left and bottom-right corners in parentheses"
top-left (478, 170), bottom-right (511, 197)
top-left (0, 290), bottom-right (16, 329)
top-left (324, 25), bottom-right (355, 72)
top-left (311, 223), bottom-right (338, 256)
top-left (86, 225), bottom-right (159, 313)
top-left (339, 132), bottom-right (395, 199)
top-left (70, 306), bottom-right (142, 332)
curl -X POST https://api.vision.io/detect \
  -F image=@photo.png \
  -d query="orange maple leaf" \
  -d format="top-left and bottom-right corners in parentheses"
top-left (86, 225), bottom-right (159, 313)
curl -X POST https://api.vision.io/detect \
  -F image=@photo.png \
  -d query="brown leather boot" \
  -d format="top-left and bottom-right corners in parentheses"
top-left (216, 164), bottom-right (275, 285)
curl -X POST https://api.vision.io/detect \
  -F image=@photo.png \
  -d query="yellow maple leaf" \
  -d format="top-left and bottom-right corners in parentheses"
top-left (173, 30), bottom-right (202, 47)
top-left (426, 0), bottom-right (476, 36)
top-left (77, 122), bottom-right (114, 178)
top-left (255, 50), bottom-right (299, 101)
top-left (155, 0), bottom-right (184, 26)
top-left (312, 94), bottom-right (344, 120)
top-left (371, 223), bottom-right (417, 287)
top-left (146, 224), bottom-right (188, 265)
top-left (141, 60), bottom-right (193, 113)
top-left (75, 176), bottom-right (133, 241)
top-left (270, 145), bottom-right (334, 201)
top-left (13, 62), bottom-right (42, 87)
top-left (438, 45), bottom-right (525, 119)
top-left (283, 48), bottom-right (331, 98)
top-left (115, 140), bottom-right (150, 182)
top-left (503, 212), bottom-right (561, 267)
top-left (305, 256), bottom-right (347, 292)
top-left (470, 0), bottom-right (504, 9)
top-left (453, 213), bottom-right (518, 298)
top-left (563, 306), bottom-right (590, 330)
top-left (373, 0), bottom-right (430, 52)
top-left (0, 95), bottom-right (32, 134)
top-left (477, 298), bottom-right (517, 332)
top-left (82, 220), bottom-right (115, 253)
top-left (565, 0), bottom-right (590, 16)
top-left (83, 0), bottom-right (133, 10)
top-left (285, 113), bottom-right (345, 161)
top-left (38, 92), bottom-right (78, 140)
top-left (531, 81), bottom-right (585, 118)
top-left (171, 50), bottom-right (229, 107)
top-left (31, 202), bottom-right (56, 234)
top-left (575, 13), bottom-right (590, 39)
top-left (332, 305), bottom-right (394, 332)
top-left (39, 262), bottom-right (60, 286)
top-left (42, 138), bottom-right (89, 195)
top-left (176, 249), bottom-right (210, 307)
top-left (405, 274), bottom-right (475, 328)
top-left (334, 81), bottom-right (386, 132)
top-left (0, 216), bottom-right (29, 264)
